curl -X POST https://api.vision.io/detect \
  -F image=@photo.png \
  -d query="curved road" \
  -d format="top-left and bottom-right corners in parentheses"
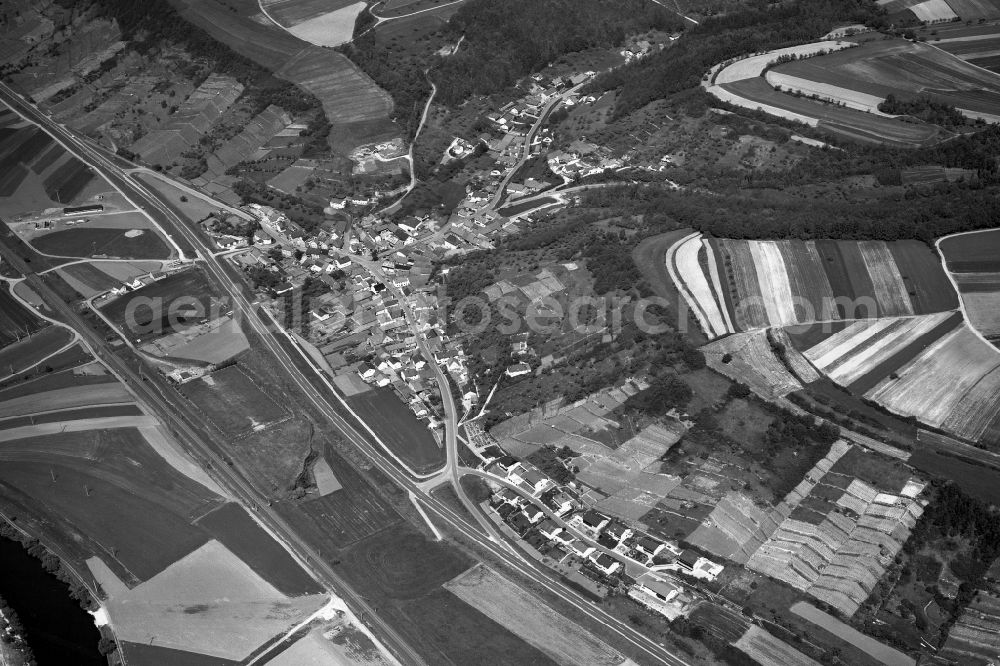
top-left (0, 83), bottom-right (698, 666)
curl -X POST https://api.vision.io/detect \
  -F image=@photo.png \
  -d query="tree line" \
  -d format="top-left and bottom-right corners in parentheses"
top-left (588, 0), bottom-right (886, 119)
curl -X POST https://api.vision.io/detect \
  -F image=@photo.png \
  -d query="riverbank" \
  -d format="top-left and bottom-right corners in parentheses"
top-left (0, 528), bottom-right (105, 665)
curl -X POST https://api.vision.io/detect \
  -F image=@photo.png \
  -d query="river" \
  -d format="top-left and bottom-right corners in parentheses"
top-left (0, 536), bottom-right (104, 665)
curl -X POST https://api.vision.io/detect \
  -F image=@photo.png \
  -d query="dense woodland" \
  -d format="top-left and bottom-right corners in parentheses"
top-left (434, 0), bottom-right (683, 105)
top-left (877, 94), bottom-right (969, 129)
top-left (579, 181), bottom-right (1000, 244)
top-left (589, 0), bottom-right (886, 119)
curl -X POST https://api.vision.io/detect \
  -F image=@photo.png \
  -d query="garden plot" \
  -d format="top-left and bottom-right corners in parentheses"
top-left (866, 324), bottom-right (1000, 431)
top-left (88, 540), bottom-right (327, 662)
top-left (445, 565), bottom-right (625, 666)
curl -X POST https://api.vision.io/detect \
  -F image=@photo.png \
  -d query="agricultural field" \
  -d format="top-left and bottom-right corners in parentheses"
top-left (345, 387), bottom-right (445, 471)
top-left (262, 0), bottom-right (366, 47)
top-left (0, 427), bottom-right (222, 583)
top-left (671, 234), bottom-right (957, 336)
top-left (733, 625), bottom-right (821, 666)
top-left (705, 42), bottom-right (949, 146)
top-left (940, 229), bottom-right (1000, 343)
top-left (790, 311), bottom-right (1000, 447)
top-left (30, 227), bottom-right (171, 260)
top-left (0, 287), bottom-right (43, 348)
top-left (882, 0), bottom-right (1000, 21)
top-left (174, 0), bottom-right (393, 142)
top-left (327, 524), bottom-right (560, 665)
top-left (99, 268), bottom-right (224, 343)
top-left (933, 21), bottom-right (1000, 74)
top-left (0, 325), bottom-right (74, 378)
top-left (195, 501), bottom-right (323, 596)
top-left (446, 565), bottom-right (625, 666)
top-left (0, 106), bottom-right (105, 213)
top-left (89, 540), bottom-right (326, 662)
top-left (771, 38), bottom-right (1000, 121)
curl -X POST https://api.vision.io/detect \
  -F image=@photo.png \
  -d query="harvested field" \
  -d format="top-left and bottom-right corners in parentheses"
top-left (345, 387), bottom-right (444, 471)
top-left (806, 312), bottom-right (957, 388)
top-left (88, 540), bottom-right (327, 662)
top-left (667, 232), bottom-right (731, 338)
top-left (283, 2), bottom-right (366, 47)
top-left (0, 287), bottom-right (43, 347)
top-left (961, 291), bottom-right (1000, 338)
top-left (196, 502), bottom-right (322, 596)
top-left (712, 238), bottom-right (948, 329)
top-left (720, 77), bottom-right (946, 146)
top-left (859, 241), bottom-right (913, 316)
top-left (712, 41), bottom-right (856, 85)
top-left (748, 241), bottom-right (796, 326)
top-left (0, 427), bottom-right (220, 582)
top-left (866, 324), bottom-right (1000, 429)
top-left (939, 0), bottom-right (1000, 19)
top-left (778, 241), bottom-right (837, 322)
top-left (772, 38), bottom-right (1000, 119)
top-left (0, 325), bottom-right (74, 377)
top-left (0, 381), bottom-right (132, 419)
top-left (733, 625), bottom-right (821, 666)
top-left (716, 238), bottom-right (768, 329)
top-left (909, 0), bottom-right (959, 21)
top-left (263, 0), bottom-right (360, 24)
top-left (0, 404), bottom-right (142, 430)
top-left (57, 262), bottom-right (120, 297)
top-left (31, 227), bottom-right (170, 259)
top-left (445, 565), bottom-right (624, 666)
top-left (767, 71), bottom-right (885, 113)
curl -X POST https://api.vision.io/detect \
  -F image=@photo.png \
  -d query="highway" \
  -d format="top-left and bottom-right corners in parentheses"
top-left (0, 84), bottom-right (695, 666)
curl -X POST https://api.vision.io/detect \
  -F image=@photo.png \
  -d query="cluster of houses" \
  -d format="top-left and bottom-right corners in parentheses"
top-left (483, 453), bottom-right (723, 621)
top-left (232, 203), bottom-right (478, 432)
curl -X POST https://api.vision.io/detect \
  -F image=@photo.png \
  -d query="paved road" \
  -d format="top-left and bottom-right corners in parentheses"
top-left (0, 84), bottom-right (698, 666)
top-left (0, 85), bottom-right (426, 666)
top-left (487, 82), bottom-right (586, 211)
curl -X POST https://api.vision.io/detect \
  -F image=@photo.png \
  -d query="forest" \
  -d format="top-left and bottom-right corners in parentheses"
top-left (877, 94), bottom-right (969, 129)
top-left (589, 0), bottom-right (886, 119)
top-left (433, 0), bottom-right (684, 105)
top-left (579, 180), bottom-right (1000, 244)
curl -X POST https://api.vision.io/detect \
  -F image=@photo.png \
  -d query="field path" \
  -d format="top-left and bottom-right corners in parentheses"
top-left (934, 229), bottom-right (999, 351)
